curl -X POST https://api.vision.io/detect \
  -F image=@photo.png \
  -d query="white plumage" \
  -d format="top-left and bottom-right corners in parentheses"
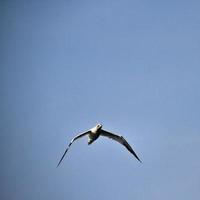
top-left (57, 124), bottom-right (141, 167)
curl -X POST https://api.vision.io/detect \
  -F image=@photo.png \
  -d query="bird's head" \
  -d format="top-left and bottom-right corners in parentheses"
top-left (96, 123), bottom-right (103, 130)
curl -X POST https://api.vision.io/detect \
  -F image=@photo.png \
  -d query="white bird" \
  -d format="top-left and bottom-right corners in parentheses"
top-left (57, 124), bottom-right (141, 167)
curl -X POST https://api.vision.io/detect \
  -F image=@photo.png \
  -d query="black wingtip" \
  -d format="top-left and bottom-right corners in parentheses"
top-left (56, 147), bottom-right (70, 168)
top-left (136, 155), bottom-right (142, 163)
top-left (56, 163), bottom-right (60, 168)
top-left (56, 160), bottom-right (62, 168)
top-left (131, 151), bottom-right (142, 163)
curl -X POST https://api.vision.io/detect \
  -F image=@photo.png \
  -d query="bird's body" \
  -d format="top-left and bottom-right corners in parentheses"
top-left (88, 124), bottom-right (102, 144)
top-left (57, 123), bottom-right (141, 167)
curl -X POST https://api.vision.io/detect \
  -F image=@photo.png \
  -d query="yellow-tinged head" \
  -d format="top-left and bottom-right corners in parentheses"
top-left (96, 123), bottom-right (103, 129)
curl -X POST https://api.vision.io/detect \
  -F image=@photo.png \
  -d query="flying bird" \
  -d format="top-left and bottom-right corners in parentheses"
top-left (57, 124), bottom-right (141, 167)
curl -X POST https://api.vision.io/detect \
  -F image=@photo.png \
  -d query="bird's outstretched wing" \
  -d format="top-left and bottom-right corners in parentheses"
top-left (100, 129), bottom-right (141, 162)
top-left (57, 131), bottom-right (90, 167)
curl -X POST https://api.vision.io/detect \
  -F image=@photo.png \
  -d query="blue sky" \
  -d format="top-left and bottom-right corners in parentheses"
top-left (1, 0), bottom-right (200, 199)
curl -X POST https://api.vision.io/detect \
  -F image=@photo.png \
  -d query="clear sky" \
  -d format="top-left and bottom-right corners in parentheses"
top-left (1, 0), bottom-right (200, 199)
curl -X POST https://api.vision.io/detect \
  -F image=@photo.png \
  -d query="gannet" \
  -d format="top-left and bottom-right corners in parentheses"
top-left (57, 124), bottom-right (141, 167)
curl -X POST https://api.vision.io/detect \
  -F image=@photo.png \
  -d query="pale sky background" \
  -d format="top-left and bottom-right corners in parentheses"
top-left (1, 0), bottom-right (200, 199)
